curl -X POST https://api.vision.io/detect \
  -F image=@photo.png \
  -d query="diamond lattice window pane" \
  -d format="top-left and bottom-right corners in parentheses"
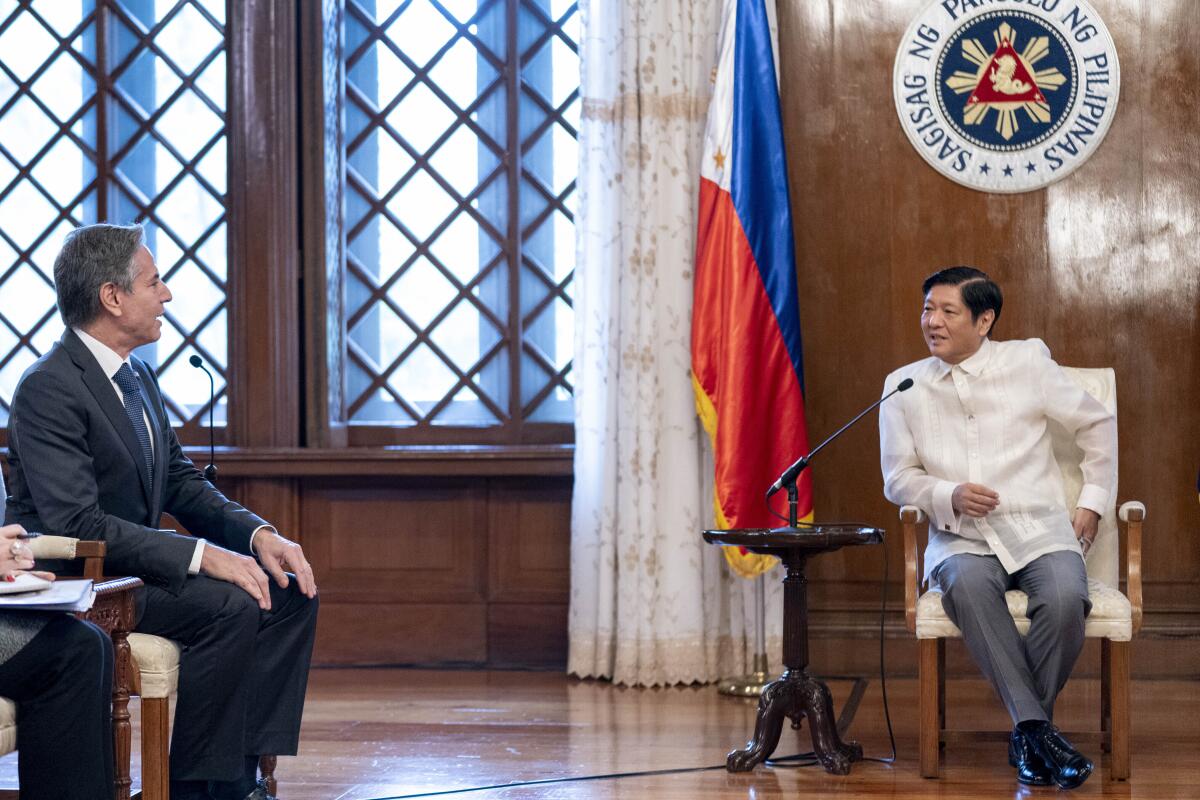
top-left (430, 213), bottom-right (501, 285)
top-left (31, 137), bottom-right (93, 204)
top-left (164, 259), bottom-right (223, 331)
top-left (429, 125), bottom-right (500, 197)
top-left (30, 316), bottom-right (63, 356)
top-left (155, 90), bottom-right (223, 161)
top-left (195, 51), bottom-right (226, 111)
top-left (32, 53), bottom-right (95, 122)
top-left (349, 40), bottom-right (414, 104)
top-left (431, 385), bottom-right (501, 425)
top-left (429, 298), bottom-right (501, 372)
top-left (196, 137), bottom-right (226, 194)
top-left (390, 342), bottom-right (458, 407)
top-left (389, 2), bottom-right (456, 68)
top-left (387, 82), bottom-right (456, 155)
top-left (428, 38), bottom-right (500, 110)
top-left (32, 1), bottom-right (87, 39)
top-left (116, 50), bottom-right (181, 119)
top-left (387, 169), bottom-right (456, 242)
top-left (0, 96), bottom-right (58, 165)
top-left (0, 13), bottom-right (57, 82)
top-left (0, 181), bottom-right (58, 249)
top-left (0, 264), bottom-right (56, 332)
top-left (349, 128), bottom-right (414, 196)
top-left (156, 175), bottom-right (223, 242)
top-left (155, 4), bottom-right (222, 76)
top-left (389, 257), bottom-right (458, 330)
top-left (158, 351), bottom-right (227, 421)
top-left (195, 307), bottom-right (228, 366)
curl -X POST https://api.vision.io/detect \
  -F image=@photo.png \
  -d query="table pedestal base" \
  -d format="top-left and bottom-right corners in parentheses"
top-left (726, 669), bottom-right (863, 775)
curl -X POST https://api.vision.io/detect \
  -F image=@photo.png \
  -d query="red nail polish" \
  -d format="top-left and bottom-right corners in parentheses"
top-left (4, 575), bottom-right (14, 582)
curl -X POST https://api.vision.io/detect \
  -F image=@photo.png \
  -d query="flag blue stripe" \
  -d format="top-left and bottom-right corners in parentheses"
top-left (729, 0), bottom-right (806, 395)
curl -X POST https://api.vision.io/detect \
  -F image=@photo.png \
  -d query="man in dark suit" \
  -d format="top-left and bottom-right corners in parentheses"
top-left (5, 223), bottom-right (318, 800)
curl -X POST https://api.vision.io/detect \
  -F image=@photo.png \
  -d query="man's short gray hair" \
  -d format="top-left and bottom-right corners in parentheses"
top-left (53, 223), bottom-right (145, 328)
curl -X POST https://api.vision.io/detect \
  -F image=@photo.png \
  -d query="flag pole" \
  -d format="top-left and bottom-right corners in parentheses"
top-left (717, 572), bottom-right (770, 696)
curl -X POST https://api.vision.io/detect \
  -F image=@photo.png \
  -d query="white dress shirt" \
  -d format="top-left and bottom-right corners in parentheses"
top-left (879, 337), bottom-right (1117, 583)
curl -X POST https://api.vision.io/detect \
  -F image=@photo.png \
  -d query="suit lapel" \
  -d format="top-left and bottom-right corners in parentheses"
top-left (62, 331), bottom-right (155, 507)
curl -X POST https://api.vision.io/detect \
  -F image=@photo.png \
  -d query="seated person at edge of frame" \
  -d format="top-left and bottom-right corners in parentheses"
top-left (0, 524), bottom-right (114, 800)
top-left (4, 223), bottom-right (319, 800)
top-left (878, 266), bottom-right (1116, 791)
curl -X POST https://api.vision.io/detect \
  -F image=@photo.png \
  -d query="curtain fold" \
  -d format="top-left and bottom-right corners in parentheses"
top-left (569, 0), bottom-right (783, 687)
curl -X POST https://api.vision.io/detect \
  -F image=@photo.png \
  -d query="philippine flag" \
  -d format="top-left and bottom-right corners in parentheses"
top-left (691, 0), bottom-right (812, 578)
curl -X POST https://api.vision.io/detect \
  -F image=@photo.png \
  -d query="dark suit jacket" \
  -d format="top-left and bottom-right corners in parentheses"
top-left (5, 330), bottom-right (268, 594)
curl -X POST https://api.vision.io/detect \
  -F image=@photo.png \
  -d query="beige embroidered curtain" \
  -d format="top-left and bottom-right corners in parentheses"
top-left (568, 0), bottom-right (783, 687)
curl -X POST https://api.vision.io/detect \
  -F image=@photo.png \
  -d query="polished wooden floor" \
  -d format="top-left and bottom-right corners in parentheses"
top-left (3, 670), bottom-right (1198, 798)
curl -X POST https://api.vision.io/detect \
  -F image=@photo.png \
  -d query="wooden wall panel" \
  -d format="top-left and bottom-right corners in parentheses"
top-left (776, 0), bottom-right (1200, 661)
top-left (302, 479), bottom-right (488, 604)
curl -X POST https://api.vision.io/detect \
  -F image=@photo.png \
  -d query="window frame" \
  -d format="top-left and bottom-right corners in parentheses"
top-left (301, 0), bottom-right (576, 448)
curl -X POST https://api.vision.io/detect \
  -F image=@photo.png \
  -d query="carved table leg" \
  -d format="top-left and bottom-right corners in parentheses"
top-left (796, 672), bottom-right (862, 775)
top-left (726, 678), bottom-right (796, 771)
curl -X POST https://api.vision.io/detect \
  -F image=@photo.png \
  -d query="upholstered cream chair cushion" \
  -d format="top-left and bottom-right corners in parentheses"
top-left (0, 697), bottom-right (15, 755)
top-left (128, 633), bottom-right (182, 699)
top-left (910, 367), bottom-right (1139, 643)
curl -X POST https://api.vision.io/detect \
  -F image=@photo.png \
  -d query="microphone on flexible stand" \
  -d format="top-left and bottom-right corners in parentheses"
top-left (188, 354), bottom-right (218, 482)
top-left (766, 377), bottom-right (915, 523)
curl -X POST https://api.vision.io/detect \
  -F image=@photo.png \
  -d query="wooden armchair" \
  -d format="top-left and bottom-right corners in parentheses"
top-left (899, 366), bottom-right (1143, 781)
top-left (0, 536), bottom-right (142, 800)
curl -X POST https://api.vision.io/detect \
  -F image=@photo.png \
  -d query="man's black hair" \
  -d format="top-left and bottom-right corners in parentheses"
top-left (922, 265), bottom-right (1002, 336)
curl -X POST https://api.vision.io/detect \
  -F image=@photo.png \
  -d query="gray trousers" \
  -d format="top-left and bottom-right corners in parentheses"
top-left (933, 550), bottom-right (1091, 724)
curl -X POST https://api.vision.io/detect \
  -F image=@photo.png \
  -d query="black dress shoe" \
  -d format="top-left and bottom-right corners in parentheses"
top-left (243, 780), bottom-right (277, 800)
top-left (1021, 721), bottom-right (1093, 790)
top-left (1008, 727), bottom-right (1053, 786)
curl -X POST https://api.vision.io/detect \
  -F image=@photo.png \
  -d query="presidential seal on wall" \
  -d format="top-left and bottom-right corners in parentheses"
top-left (893, 0), bottom-right (1120, 193)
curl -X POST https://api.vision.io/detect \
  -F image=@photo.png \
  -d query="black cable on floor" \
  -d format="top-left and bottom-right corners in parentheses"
top-left (364, 759), bottom-right (788, 799)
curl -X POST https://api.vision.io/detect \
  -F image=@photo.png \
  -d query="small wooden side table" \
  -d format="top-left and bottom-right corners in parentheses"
top-left (702, 525), bottom-right (883, 775)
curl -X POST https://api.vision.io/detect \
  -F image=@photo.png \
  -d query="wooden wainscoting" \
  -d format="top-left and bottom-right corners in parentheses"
top-left (205, 453), bottom-right (573, 669)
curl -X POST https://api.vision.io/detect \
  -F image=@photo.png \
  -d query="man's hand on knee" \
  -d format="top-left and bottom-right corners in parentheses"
top-left (952, 482), bottom-right (1000, 518)
top-left (1072, 508), bottom-right (1100, 554)
top-left (200, 544), bottom-right (272, 610)
top-left (253, 531), bottom-right (318, 599)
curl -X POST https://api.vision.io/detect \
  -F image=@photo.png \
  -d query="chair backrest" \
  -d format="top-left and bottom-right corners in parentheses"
top-left (1049, 367), bottom-right (1118, 588)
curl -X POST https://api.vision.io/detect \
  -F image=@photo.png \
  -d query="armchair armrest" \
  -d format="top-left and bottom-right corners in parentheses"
top-left (900, 506), bottom-right (925, 633)
top-left (29, 536), bottom-right (107, 580)
top-left (1118, 501), bottom-right (1144, 635)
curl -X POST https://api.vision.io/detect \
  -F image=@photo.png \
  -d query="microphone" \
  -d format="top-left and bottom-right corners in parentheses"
top-left (189, 354), bottom-right (218, 482)
top-left (766, 377), bottom-right (914, 498)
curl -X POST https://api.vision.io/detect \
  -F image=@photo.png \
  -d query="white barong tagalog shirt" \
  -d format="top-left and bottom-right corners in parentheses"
top-left (879, 337), bottom-right (1117, 584)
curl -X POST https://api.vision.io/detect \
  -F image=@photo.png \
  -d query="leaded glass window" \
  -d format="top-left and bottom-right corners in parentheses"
top-left (0, 0), bottom-right (227, 433)
top-left (343, 0), bottom-right (578, 435)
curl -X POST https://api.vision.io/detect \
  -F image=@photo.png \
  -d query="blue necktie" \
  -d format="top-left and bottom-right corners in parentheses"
top-left (113, 363), bottom-right (154, 485)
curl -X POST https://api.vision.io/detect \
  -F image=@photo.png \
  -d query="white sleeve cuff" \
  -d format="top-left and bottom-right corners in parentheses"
top-left (188, 539), bottom-right (207, 575)
top-left (1076, 483), bottom-right (1110, 517)
top-left (932, 480), bottom-right (961, 534)
top-left (249, 525), bottom-right (277, 555)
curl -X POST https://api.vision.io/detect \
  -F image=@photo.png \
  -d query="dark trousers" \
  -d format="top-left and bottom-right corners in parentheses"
top-left (0, 615), bottom-right (114, 800)
top-left (135, 575), bottom-right (318, 782)
top-left (934, 550), bottom-right (1091, 724)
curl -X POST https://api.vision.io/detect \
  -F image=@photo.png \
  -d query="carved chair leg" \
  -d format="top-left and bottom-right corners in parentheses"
top-left (1100, 638), bottom-right (1112, 752)
top-left (937, 638), bottom-right (946, 747)
top-left (1108, 640), bottom-right (1130, 781)
top-left (259, 755), bottom-right (277, 795)
top-left (141, 697), bottom-right (171, 800)
top-left (919, 638), bottom-right (941, 778)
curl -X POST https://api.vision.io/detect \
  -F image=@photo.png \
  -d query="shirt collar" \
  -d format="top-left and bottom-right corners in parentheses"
top-left (73, 327), bottom-right (131, 382)
top-left (933, 337), bottom-right (993, 379)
